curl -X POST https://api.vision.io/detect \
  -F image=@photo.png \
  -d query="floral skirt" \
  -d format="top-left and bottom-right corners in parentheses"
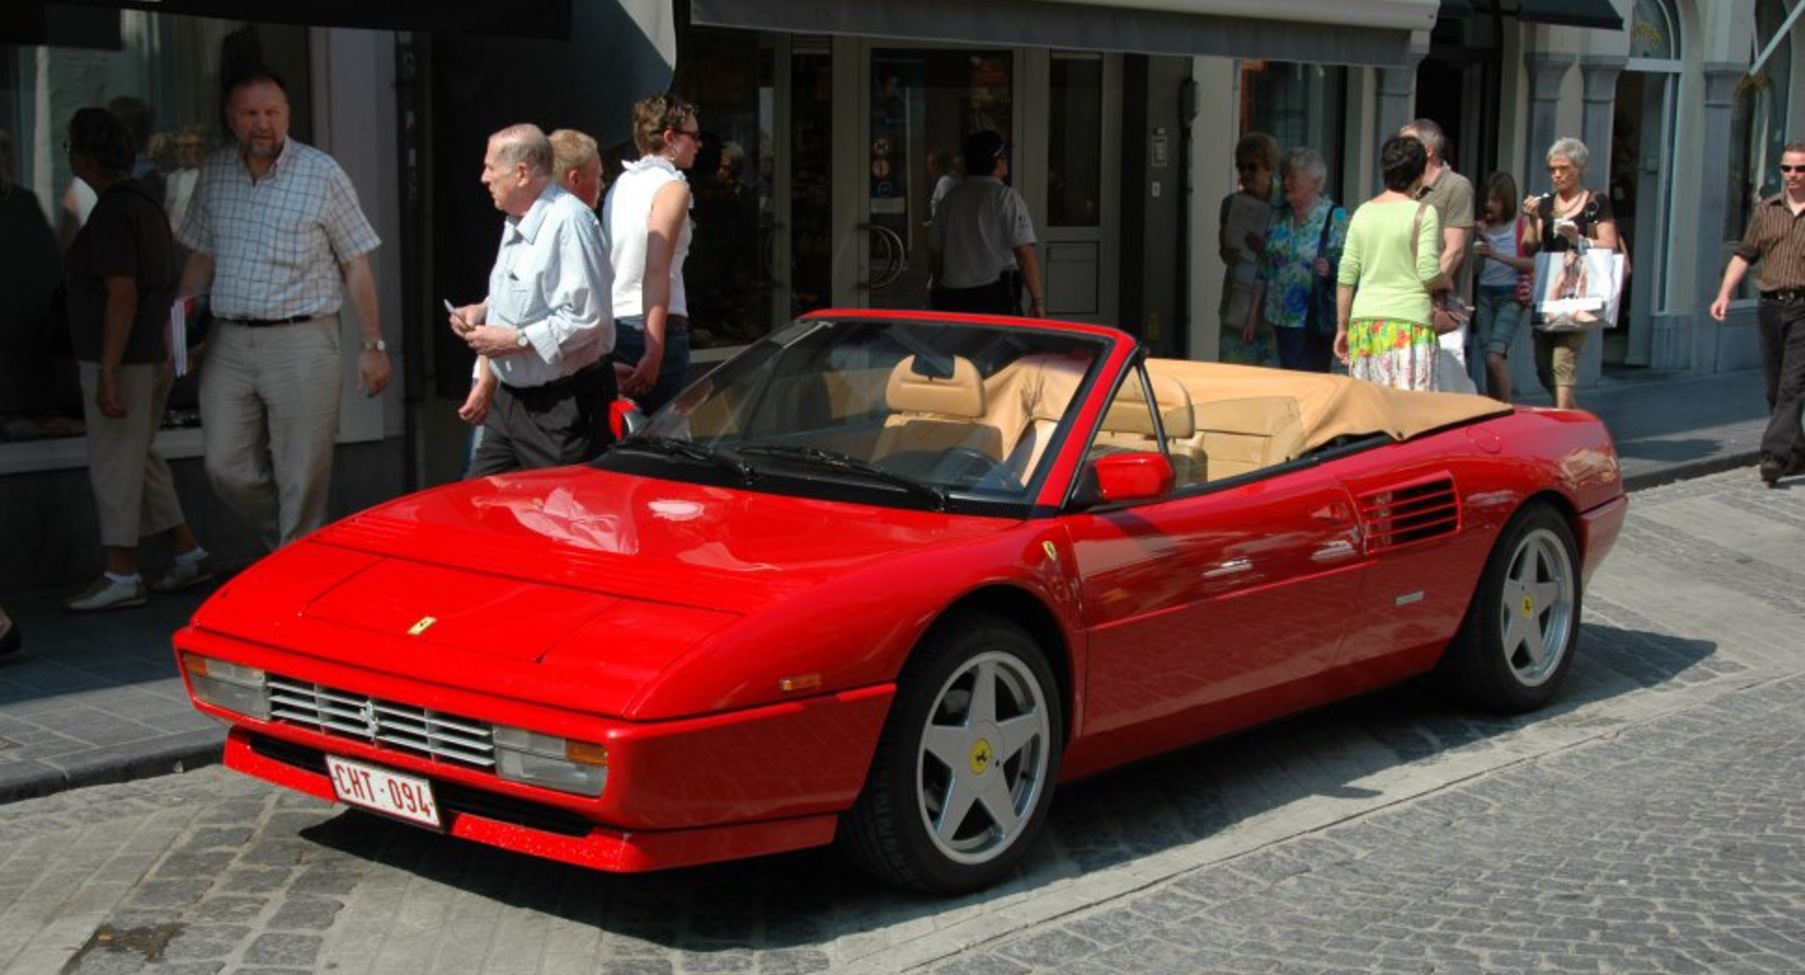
top-left (1347, 318), bottom-right (1438, 391)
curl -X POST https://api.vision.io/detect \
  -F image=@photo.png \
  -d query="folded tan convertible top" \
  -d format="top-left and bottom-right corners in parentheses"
top-left (1147, 359), bottom-right (1514, 456)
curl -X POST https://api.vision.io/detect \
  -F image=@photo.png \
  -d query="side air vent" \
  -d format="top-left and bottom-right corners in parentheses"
top-left (1359, 476), bottom-right (1460, 551)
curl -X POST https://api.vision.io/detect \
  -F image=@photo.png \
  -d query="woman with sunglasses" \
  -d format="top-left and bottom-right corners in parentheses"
top-left (605, 93), bottom-right (701, 414)
top-left (1520, 136), bottom-right (1619, 410)
top-left (1218, 132), bottom-right (1281, 366)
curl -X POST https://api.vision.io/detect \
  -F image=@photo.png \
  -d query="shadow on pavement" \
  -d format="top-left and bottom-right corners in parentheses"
top-left (289, 621), bottom-right (1717, 951)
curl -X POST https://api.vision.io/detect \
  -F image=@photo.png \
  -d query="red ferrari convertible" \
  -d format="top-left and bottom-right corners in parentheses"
top-left (177, 310), bottom-right (1625, 893)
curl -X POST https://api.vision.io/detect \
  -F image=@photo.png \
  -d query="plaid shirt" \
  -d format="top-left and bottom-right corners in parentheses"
top-left (178, 139), bottom-right (379, 320)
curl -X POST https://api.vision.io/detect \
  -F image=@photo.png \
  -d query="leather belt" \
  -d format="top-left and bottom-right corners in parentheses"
top-left (218, 314), bottom-right (321, 327)
top-left (1760, 290), bottom-right (1805, 303)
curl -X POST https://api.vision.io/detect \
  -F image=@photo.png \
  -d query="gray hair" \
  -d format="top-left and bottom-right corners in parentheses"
top-left (1280, 146), bottom-right (1327, 185)
top-left (1401, 118), bottom-right (1446, 157)
top-left (490, 123), bottom-right (553, 177)
top-left (1546, 137), bottom-right (1590, 171)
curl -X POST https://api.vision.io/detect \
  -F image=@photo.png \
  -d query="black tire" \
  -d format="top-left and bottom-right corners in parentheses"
top-left (1436, 503), bottom-right (1582, 714)
top-left (840, 611), bottom-right (1062, 894)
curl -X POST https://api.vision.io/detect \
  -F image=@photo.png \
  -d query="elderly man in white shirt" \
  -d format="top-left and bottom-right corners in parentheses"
top-left (449, 123), bottom-right (615, 476)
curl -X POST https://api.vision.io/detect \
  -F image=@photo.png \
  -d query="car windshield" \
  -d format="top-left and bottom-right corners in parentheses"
top-left (595, 314), bottom-right (1109, 511)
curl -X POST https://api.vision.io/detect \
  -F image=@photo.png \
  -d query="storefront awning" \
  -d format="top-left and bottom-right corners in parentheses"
top-left (31, 0), bottom-right (574, 39)
top-left (692, 0), bottom-right (1442, 67)
top-left (1513, 0), bottom-right (1622, 31)
top-left (1440, 0), bottom-right (1624, 33)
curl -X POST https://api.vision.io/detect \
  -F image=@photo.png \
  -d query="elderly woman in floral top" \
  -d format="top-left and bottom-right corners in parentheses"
top-left (1243, 146), bottom-right (1349, 372)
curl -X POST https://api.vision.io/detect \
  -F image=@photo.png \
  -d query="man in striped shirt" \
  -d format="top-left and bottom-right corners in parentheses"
top-left (177, 70), bottom-right (388, 546)
top-left (1710, 141), bottom-right (1805, 487)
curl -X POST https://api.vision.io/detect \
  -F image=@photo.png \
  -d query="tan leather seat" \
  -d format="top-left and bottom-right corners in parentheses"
top-left (1187, 396), bottom-right (1305, 481)
top-left (873, 355), bottom-right (1002, 463)
top-left (1091, 373), bottom-right (1206, 484)
top-left (987, 353), bottom-right (1089, 482)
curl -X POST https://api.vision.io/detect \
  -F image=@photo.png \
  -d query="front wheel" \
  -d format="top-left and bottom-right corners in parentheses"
top-left (841, 612), bottom-right (1062, 894)
top-left (1435, 503), bottom-right (1581, 713)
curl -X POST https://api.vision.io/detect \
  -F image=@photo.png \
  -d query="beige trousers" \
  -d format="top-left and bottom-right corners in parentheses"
top-left (199, 316), bottom-right (342, 549)
top-left (80, 361), bottom-right (188, 547)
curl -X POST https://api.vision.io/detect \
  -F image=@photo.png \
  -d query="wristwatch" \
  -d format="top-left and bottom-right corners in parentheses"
top-left (362, 338), bottom-right (386, 352)
top-left (515, 328), bottom-right (531, 349)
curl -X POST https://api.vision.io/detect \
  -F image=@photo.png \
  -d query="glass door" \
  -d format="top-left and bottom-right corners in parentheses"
top-left (860, 46), bottom-right (1017, 311)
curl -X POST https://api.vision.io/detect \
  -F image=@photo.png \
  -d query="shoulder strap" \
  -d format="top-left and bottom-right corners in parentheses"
top-left (1409, 200), bottom-right (1428, 266)
top-left (1316, 206), bottom-right (1336, 252)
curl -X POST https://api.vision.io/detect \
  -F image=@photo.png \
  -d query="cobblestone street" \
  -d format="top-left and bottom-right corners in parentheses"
top-left (1, 466), bottom-right (1801, 974)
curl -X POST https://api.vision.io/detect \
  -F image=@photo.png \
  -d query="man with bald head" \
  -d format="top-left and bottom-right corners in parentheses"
top-left (449, 123), bottom-right (614, 476)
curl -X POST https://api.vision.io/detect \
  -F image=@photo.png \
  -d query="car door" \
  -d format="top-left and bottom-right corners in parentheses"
top-left (1064, 381), bottom-right (1368, 739)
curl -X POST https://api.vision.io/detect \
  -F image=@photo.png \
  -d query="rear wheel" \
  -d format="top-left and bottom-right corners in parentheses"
top-left (1436, 503), bottom-right (1581, 713)
top-left (841, 612), bottom-right (1061, 893)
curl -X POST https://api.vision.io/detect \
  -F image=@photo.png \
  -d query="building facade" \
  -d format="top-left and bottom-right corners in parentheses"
top-left (0, 0), bottom-right (1790, 591)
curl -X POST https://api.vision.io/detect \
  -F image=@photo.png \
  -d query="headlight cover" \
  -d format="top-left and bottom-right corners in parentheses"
top-left (183, 653), bottom-right (272, 721)
top-left (492, 726), bottom-right (608, 797)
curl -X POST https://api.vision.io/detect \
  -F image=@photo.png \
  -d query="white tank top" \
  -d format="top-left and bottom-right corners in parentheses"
top-left (604, 156), bottom-right (691, 320)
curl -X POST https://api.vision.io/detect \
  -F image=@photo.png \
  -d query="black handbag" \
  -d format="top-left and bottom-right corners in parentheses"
top-left (1305, 206), bottom-right (1343, 336)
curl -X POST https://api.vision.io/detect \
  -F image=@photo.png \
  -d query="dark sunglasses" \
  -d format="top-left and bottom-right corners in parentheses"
top-left (1782, 165), bottom-right (1805, 173)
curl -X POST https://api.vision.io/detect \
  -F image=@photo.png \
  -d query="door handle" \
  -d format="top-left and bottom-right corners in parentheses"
top-left (1202, 558), bottom-right (1252, 579)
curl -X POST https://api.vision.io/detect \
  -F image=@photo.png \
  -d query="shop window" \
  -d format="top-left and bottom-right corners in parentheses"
top-left (1049, 52), bottom-right (1102, 228)
top-left (0, 13), bottom-right (309, 455)
top-left (673, 27), bottom-right (780, 347)
top-left (1236, 60), bottom-right (1346, 201)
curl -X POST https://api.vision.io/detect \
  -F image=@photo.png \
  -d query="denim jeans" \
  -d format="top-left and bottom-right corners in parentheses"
top-left (1474, 285), bottom-right (1525, 358)
top-left (611, 315), bottom-right (691, 414)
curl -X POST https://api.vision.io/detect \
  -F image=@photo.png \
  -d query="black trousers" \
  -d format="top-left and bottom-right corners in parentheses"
top-left (930, 272), bottom-right (1021, 317)
top-left (468, 363), bottom-right (617, 477)
top-left (1756, 297), bottom-right (1805, 463)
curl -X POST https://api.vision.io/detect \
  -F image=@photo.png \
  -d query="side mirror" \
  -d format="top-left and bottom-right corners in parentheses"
top-left (1071, 451), bottom-right (1175, 508)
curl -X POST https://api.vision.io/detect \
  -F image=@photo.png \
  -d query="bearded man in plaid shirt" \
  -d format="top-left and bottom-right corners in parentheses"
top-left (177, 70), bottom-right (388, 549)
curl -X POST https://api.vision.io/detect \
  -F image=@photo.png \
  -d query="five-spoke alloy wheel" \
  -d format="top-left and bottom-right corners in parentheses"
top-left (842, 611), bottom-right (1061, 893)
top-left (1437, 503), bottom-right (1581, 713)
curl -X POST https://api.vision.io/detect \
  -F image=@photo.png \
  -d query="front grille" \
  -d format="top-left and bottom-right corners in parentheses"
top-left (266, 675), bottom-right (496, 769)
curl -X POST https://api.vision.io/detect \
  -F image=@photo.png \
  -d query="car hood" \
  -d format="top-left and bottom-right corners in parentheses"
top-left (188, 467), bottom-right (1013, 717)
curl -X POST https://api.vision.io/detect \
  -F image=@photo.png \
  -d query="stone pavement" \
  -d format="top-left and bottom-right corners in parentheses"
top-left (0, 365), bottom-right (1782, 805)
top-left (0, 465), bottom-right (1799, 973)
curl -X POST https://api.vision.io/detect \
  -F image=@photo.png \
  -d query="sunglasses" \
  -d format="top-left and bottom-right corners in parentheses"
top-left (1782, 165), bottom-right (1805, 173)
top-left (1235, 162), bottom-right (1263, 173)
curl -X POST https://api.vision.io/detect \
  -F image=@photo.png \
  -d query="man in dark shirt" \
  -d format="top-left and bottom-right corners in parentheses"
top-left (1710, 140), bottom-right (1805, 487)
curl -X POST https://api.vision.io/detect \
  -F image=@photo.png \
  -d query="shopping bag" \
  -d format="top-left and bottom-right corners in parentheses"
top-left (1533, 248), bottom-right (1625, 330)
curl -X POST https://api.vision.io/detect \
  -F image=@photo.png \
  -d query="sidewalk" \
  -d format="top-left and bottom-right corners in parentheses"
top-left (0, 367), bottom-right (1779, 804)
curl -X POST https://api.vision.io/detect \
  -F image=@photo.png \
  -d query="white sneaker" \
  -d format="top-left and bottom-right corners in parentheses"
top-left (150, 555), bottom-right (216, 593)
top-left (66, 577), bottom-right (148, 612)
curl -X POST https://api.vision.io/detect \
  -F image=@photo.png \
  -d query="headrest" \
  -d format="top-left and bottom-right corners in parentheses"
top-left (886, 355), bottom-right (985, 418)
top-left (1102, 372), bottom-right (1194, 438)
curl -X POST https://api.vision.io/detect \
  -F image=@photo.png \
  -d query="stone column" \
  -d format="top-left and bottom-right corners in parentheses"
top-left (1374, 62), bottom-right (1418, 198)
top-left (1686, 64), bottom-right (1748, 374)
top-left (1523, 52), bottom-right (1576, 191)
top-left (1579, 57), bottom-right (1626, 179)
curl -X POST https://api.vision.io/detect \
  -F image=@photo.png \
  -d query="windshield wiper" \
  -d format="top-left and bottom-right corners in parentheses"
top-left (735, 444), bottom-right (947, 510)
top-left (611, 435), bottom-right (754, 482)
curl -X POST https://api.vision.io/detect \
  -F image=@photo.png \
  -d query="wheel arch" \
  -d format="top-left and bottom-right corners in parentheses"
top-left (933, 585), bottom-right (1073, 742)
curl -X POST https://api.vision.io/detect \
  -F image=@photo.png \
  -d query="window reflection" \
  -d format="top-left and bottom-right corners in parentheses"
top-left (0, 14), bottom-right (309, 446)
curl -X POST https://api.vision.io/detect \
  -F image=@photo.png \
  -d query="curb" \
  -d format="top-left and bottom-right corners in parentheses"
top-left (0, 728), bottom-right (224, 805)
top-left (1622, 452), bottom-right (1760, 493)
